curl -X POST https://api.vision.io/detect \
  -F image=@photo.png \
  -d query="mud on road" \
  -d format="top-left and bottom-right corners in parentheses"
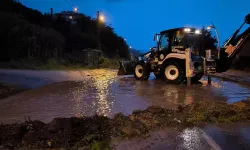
top-left (0, 99), bottom-right (250, 150)
top-left (0, 69), bottom-right (250, 149)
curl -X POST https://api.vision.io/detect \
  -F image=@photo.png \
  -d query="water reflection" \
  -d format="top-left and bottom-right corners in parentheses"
top-left (70, 81), bottom-right (90, 117)
top-left (134, 81), bottom-right (199, 108)
top-left (69, 69), bottom-right (117, 117)
top-left (180, 127), bottom-right (212, 150)
top-left (91, 69), bottom-right (116, 116)
top-left (200, 77), bottom-right (222, 88)
top-left (71, 85), bottom-right (82, 117)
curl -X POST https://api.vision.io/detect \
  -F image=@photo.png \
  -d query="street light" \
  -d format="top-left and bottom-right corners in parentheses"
top-left (206, 22), bottom-right (220, 59)
top-left (99, 15), bottom-right (105, 22)
top-left (206, 26), bottom-right (212, 30)
top-left (73, 7), bottom-right (78, 13)
top-left (96, 11), bottom-right (105, 50)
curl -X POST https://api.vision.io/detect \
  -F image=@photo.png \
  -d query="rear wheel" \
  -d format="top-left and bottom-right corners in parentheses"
top-left (134, 63), bottom-right (150, 80)
top-left (163, 61), bottom-right (185, 84)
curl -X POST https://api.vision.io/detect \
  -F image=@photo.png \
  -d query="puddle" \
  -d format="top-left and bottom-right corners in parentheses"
top-left (0, 70), bottom-right (250, 123)
top-left (200, 76), bottom-right (250, 103)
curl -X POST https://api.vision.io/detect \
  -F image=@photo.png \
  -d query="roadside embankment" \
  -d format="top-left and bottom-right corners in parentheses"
top-left (0, 83), bottom-right (28, 100)
top-left (0, 57), bottom-right (121, 71)
top-left (213, 69), bottom-right (250, 86)
top-left (0, 99), bottom-right (249, 150)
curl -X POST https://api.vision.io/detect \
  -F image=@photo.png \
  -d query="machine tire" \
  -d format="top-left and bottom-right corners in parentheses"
top-left (163, 60), bottom-right (185, 84)
top-left (191, 73), bottom-right (204, 82)
top-left (134, 63), bottom-right (150, 80)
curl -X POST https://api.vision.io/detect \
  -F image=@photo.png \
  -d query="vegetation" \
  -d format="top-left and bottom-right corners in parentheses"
top-left (0, 99), bottom-right (250, 149)
top-left (0, 0), bottom-right (131, 69)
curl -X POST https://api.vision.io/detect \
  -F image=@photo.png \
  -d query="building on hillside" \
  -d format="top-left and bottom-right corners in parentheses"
top-left (82, 49), bottom-right (102, 67)
top-left (53, 11), bottom-right (79, 24)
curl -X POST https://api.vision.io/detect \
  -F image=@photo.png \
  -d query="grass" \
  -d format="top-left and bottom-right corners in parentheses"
top-left (0, 56), bottom-right (122, 70)
top-left (99, 56), bottom-right (120, 69)
top-left (92, 141), bottom-right (112, 150)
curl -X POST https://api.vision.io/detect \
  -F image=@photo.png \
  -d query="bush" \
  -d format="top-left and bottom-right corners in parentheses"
top-left (99, 56), bottom-right (119, 69)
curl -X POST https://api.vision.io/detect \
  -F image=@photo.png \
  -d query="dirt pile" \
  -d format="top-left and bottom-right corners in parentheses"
top-left (1, 100), bottom-right (250, 149)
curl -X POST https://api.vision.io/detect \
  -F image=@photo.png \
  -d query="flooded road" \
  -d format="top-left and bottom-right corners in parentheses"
top-left (0, 69), bottom-right (250, 124)
top-left (114, 123), bottom-right (250, 150)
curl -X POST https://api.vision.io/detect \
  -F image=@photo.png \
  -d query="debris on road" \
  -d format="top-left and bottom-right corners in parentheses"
top-left (0, 100), bottom-right (250, 150)
top-left (0, 83), bottom-right (27, 100)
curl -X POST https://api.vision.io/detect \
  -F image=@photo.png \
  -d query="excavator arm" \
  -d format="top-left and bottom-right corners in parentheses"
top-left (215, 13), bottom-right (250, 73)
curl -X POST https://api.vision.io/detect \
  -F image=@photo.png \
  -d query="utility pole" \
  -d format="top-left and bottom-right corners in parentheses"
top-left (96, 11), bottom-right (101, 51)
top-left (50, 8), bottom-right (53, 21)
top-left (201, 27), bottom-right (205, 57)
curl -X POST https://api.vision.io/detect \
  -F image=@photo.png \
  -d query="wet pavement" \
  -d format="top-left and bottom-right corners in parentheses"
top-left (1, 69), bottom-right (250, 150)
top-left (114, 124), bottom-right (250, 150)
top-left (202, 123), bottom-right (250, 150)
top-left (0, 69), bottom-right (250, 123)
top-left (114, 127), bottom-right (215, 150)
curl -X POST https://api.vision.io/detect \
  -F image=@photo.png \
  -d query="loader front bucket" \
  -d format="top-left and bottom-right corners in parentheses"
top-left (117, 61), bottom-right (136, 75)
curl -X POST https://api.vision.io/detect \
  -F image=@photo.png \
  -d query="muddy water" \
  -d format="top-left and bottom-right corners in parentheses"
top-left (0, 69), bottom-right (250, 124)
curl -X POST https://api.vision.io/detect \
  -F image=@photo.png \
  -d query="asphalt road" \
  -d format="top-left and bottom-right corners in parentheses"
top-left (0, 69), bottom-right (250, 150)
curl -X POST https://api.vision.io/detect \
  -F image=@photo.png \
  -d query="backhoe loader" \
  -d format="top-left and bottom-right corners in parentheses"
top-left (118, 27), bottom-right (210, 84)
top-left (118, 13), bottom-right (250, 84)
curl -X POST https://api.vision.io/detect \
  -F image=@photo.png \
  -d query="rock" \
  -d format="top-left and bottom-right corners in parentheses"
top-left (26, 120), bottom-right (45, 131)
top-left (129, 115), bottom-right (135, 121)
top-left (22, 130), bottom-right (51, 146)
top-left (0, 146), bottom-right (10, 150)
top-left (0, 124), bottom-right (28, 147)
top-left (122, 127), bottom-right (138, 135)
top-left (47, 118), bottom-right (73, 134)
top-left (13, 124), bottom-right (28, 142)
top-left (147, 106), bottom-right (165, 114)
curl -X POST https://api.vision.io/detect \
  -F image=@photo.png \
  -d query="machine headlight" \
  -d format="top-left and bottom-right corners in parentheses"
top-left (184, 28), bottom-right (191, 32)
top-left (195, 30), bottom-right (201, 34)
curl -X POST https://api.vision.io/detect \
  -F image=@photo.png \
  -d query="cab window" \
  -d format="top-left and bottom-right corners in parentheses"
top-left (159, 34), bottom-right (169, 51)
top-left (172, 31), bottom-right (184, 46)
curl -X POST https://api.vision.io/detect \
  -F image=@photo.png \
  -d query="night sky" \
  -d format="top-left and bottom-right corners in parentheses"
top-left (20, 0), bottom-right (249, 52)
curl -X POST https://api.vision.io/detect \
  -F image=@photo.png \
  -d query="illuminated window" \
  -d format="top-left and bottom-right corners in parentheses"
top-left (69, 16), bottom-right (73, 19)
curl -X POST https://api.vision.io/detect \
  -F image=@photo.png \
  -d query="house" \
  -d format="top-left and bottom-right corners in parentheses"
top-left (53, 11), bottom-right (79, 24)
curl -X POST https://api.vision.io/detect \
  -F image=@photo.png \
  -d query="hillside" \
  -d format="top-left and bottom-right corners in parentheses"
top-left (0, 0), bottom-right (131, 69)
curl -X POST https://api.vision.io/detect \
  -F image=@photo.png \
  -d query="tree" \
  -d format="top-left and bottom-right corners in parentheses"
top-left (0, 0), bottom-right (131, 63)
top-left (0, 12), bottom-right (64, 61)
